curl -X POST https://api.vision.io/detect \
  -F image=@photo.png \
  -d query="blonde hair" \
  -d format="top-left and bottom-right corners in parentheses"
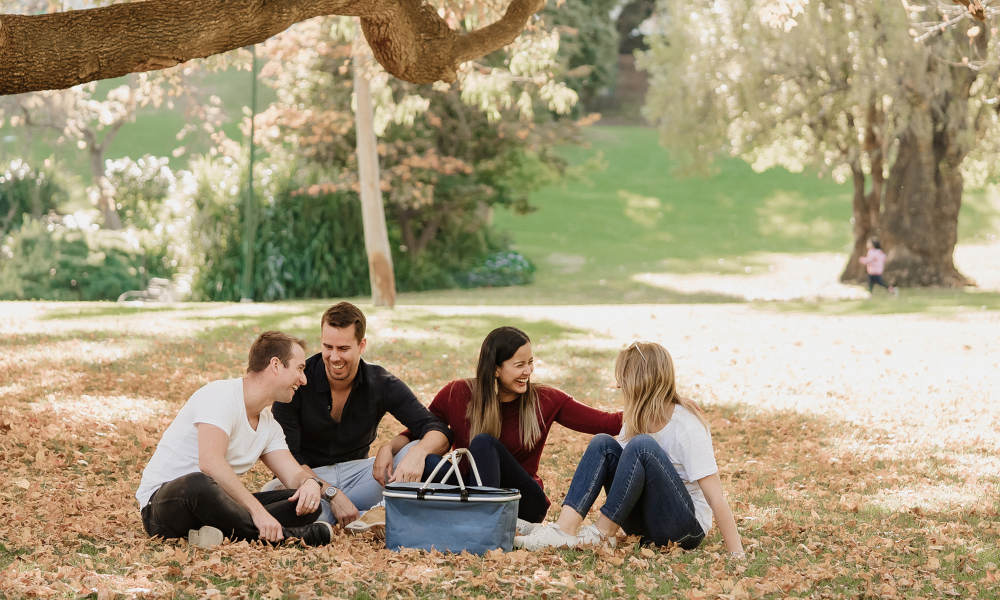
top-left (466, 326), bottom-right (542, 449)
top-left (616, 342), bottom-right (708, 440)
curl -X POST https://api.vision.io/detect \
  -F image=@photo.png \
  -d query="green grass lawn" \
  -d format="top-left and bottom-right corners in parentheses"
top-left (495, 126), bottom-right (853, 268)
top-left (408, 125), bottom-right (1000, 308)
top-left (0, 61), bottom-right (270, 180)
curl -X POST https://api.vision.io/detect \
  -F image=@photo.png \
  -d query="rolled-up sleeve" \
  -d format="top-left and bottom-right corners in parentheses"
top-left (385, 377), bottom-right (453, 444)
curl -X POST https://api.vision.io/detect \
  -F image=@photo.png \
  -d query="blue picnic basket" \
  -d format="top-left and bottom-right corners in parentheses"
top-left (383, 448), bottom-right (521, 554)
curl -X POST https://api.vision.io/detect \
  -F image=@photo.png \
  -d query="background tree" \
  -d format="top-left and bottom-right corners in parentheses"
top-left (541, 0), bottom-right (620, 111)
top-left (615, 0), bottom-right (655, 54)
top-left (641, 0), bottom-right (1000, 286)
top-left (0, 72), bottom-right (172, 229)
top-left (184, 9), bottom-right (575, 301)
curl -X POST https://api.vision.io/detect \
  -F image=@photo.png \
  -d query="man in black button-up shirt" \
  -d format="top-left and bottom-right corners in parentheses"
top-left (270, 302), bottom-right (450, 527)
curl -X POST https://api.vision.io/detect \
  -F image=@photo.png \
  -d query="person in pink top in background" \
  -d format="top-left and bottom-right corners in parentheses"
top-left (859, 238), bottom-right (897, 295)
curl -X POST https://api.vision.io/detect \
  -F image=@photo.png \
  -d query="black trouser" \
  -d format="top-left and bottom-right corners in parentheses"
top-left (423, 433), bottom-right (550, 522)
top-left (140, 472), bottom-right (320, 541)
top-left (868, 274), bottom-right (890, 292)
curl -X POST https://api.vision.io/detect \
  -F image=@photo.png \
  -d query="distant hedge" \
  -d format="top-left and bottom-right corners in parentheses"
top-left (190, 180), bottom-right (530, 301)
top-left (0, 217), bottom-right (175, 301)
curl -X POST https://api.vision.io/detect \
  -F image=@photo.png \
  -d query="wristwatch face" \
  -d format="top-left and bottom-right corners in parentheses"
top-left (324, 486), bottom-right (337, 500)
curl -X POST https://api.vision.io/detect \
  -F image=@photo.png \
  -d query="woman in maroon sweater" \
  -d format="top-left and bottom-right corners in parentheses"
top-left (398, 326), bottom-right (622, 524)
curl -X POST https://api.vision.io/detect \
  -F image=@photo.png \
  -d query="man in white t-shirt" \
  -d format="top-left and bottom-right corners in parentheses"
top-left (136, 331), bottom-right (333, 547)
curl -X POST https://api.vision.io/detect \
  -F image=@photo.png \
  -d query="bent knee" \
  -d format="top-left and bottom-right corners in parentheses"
top-left (469, 433), bottom-right (500, 450)
top-left (588, 433), bottom-right (620, 450)
top-left (623, 434), bottom-right (661, 455)
top-left (164, 471), bottom-right (219, 497)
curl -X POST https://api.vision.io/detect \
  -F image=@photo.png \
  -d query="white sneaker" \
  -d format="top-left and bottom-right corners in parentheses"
top-left (578, 524), bottom-right (616, 547)
top-left (187, 525), bottom-right (224, 548)
top-left (514, 523), bottom-right (581, 550)
top-left (516, 518), bottom-right (540, 536)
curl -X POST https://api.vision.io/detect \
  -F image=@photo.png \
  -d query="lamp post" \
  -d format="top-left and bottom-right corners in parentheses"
top-left (240, 44), bottom-right (258, 303)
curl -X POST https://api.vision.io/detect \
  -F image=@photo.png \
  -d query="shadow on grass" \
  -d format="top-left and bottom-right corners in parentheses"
top-left (759, 288), bottom-right (1000, 315)
top-left (399, 275), bottom-right (747, 306)
top-left (387, 312), bottom-right (591, 344)
top-left (39, 304), bottom-right (200, 320)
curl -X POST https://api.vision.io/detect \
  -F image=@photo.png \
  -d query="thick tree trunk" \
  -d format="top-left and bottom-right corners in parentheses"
top-left (0, 0), bottom-right (545, 94)
top-left (840, 163), bottom-right (873, 283)
top-left (881, 128), bottom-right (970, 287)
top-left (353, 47), bottom-right (396, 308)
top-left (880, 43), bottom-right (980, 288)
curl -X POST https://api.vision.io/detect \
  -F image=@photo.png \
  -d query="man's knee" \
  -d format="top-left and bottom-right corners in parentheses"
top-left (172, 471), bottom-right (218, 495)
top-left (392, 440), bottom-right (420, 466)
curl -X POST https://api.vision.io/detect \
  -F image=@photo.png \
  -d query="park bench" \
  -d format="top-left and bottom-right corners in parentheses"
top-left (116, 277), bottom-right (174, 303)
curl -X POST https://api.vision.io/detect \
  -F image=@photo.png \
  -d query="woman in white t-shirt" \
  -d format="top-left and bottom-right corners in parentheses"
top-left (514, 342), bottom-right (745, 557)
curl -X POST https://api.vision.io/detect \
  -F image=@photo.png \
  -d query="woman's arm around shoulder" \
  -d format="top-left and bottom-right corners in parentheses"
top-left (697, 473), bottom-right (745, 558)
top-left (546, 386), bottom-right (623, 435)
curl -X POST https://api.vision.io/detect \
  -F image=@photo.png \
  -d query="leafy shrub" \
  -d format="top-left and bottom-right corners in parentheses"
top-left (0, 217), bottom-right (175, 300)
top-left (104, 155), bottom-right (177, 230)
top-left (462, 250), bottom-right (536, 288)
top-left (0, 159), bottom-right (66, 236)
top-left (188, 157), bottom-right (515, 300)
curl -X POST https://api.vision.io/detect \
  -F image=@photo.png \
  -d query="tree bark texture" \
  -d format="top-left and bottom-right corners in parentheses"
top-left (353, 49), bottom-right (396, 308)
top-left (881, 127), bottom-right (970, 287)
top-left (0, 0), bottom-right (545, 95)
top-left (879, 40), bottom-right (982, 288)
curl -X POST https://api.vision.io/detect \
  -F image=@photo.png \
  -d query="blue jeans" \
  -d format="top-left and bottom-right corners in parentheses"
top-left (262, 441), bottom-right (419, 524)
top-left (562, 434), bottom-right (705, 549)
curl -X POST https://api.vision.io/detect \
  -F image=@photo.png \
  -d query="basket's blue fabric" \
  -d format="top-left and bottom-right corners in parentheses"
top-left (384, 449), bottom-right (520, 554)
top-left (384, 483), bottom-right (519, 554)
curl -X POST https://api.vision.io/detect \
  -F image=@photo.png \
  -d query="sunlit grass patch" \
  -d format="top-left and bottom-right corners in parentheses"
top-left (29, 394), bottom-right (172, 425)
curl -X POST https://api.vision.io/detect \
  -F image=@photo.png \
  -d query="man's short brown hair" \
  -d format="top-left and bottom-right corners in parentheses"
top-left (321, 302), bottom-right (366, 342)
top-left (247, 331), bottom-right (307, 373)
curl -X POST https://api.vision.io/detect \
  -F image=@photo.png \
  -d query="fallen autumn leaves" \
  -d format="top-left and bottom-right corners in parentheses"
top-left (1, 300), bottom-right (998, 598)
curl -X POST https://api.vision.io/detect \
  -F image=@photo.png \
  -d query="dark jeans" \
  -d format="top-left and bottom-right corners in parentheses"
top-left (562, 433), bottom-right (705, 549)
top-left (140, 472), bottom-right (320, 542)
top-left (423, 433), bottom-right (550, 522)
top-left (868, 274), bottom-right (890, 292)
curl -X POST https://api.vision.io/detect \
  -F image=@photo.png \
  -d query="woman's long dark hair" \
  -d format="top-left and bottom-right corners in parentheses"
top-left (466, 326), bottom-right (542, 448)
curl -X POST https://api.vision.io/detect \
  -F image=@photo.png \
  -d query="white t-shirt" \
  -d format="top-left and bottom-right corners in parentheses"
top-left (135, 378), bottom-right (288, 508)
top-left (617, 404), bottom-right (718, 533)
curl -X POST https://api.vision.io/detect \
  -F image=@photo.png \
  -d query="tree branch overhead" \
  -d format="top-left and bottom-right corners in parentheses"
top-left (0, 0), bottom-right (546, 95)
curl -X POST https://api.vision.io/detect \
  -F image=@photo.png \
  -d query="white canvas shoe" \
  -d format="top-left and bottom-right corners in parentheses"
top-left (514, 523), bottom-right (581, 550)
top-left (188, 525), bottom-right (224, 548)
top-left (516, 518), bottom-right (541, 536)
top-left (577, 524), bottom-right (616, 547)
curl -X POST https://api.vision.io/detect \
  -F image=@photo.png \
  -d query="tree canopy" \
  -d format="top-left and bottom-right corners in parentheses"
top-left (0, 0), bottom-right (545, 94)
top-left (641, 0), bottom-right (1000, 286)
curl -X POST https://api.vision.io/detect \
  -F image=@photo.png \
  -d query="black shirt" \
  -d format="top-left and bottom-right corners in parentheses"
top-left (272, 354), bottom-right (450, 467)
